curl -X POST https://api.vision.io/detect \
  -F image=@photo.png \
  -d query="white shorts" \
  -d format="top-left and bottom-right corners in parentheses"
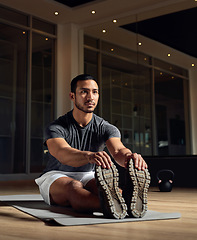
top-left (35, 170), bottom-right (95, 205)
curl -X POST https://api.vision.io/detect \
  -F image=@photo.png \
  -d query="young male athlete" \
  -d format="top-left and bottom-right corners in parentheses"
top-left (35, 74), bottom-right (150, 219)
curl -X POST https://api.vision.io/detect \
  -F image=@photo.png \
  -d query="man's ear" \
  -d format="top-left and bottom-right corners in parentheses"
top-left (69, 92), bottom-right (75, 100)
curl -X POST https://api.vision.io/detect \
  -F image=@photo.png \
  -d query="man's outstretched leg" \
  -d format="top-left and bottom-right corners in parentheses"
top-left (123, 159), bottom-right (151, 218)
top-left (95, 162), bottom-right (127, 219)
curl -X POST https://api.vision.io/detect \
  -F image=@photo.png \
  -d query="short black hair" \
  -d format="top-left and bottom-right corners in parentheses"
top-left (71, 74), bottom-right (98, 93)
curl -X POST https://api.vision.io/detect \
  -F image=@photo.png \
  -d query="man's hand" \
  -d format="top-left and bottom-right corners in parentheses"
top-left (125, 153), bottom-right (148, 171)
top-left (87, 151), bottom-right (112, 169)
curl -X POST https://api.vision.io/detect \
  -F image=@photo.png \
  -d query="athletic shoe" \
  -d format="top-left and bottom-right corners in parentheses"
top-left (123, 159), bottom-right (151, 218)
top-left (95, 163), bottom-right (127, 219)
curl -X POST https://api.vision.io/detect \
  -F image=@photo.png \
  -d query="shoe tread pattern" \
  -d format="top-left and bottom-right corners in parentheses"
top-left (95, 163), bottom-right (127, 219)
top-left (127, 160), bottom-right (151, 218)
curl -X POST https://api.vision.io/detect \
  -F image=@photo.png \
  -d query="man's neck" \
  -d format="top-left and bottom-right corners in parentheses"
top-left (72, 108), bottom-right (93, 127)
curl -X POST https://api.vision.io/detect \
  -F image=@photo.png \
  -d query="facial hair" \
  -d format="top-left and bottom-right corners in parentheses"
top-left (75, 99), bottom-right (96, 113)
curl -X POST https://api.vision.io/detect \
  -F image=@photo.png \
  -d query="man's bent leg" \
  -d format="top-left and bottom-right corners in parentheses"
top-left (84, 178), bottom-right (98, 195)
top-left (49, 177), bottom-right (101, 212)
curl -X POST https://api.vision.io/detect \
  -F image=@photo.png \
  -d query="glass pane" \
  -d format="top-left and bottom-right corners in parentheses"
top-left (112, 114), bottom-right (122, 129)
top-left (31, 33), bottom-right (54, 173)
top-left (0, 99), bottom-right (12, 135)
top-left (154, 58), bottom-right (188, 77)
top-left (102, 41), bottom-right (137, 63)
top-left (30, 139), bottom-right (45, 173)
top-left (0, 138), bottom-right (12, 173)
top-left (122, 102), bottom-right (132, 115)
top-left (154, 69), bottom-right (187, 155)
top-left (32, 18), bottom-right (56, 35)
top-left (0, 23), bottom-right (27, 173)
top-left (84, 35), bottom-right (99, 49)
top-left (0, 5), bottom-right (28, 26)
top-left (101, 52), bottom-right (152, 155)
top-left (102, 67), bottom-right (111, 120)
top-left (112, 100), bottom-right (121, 114)
top-left (101, 40), bottom-right (151, 66)
top-left (84, 49), bottom-right (99, 115)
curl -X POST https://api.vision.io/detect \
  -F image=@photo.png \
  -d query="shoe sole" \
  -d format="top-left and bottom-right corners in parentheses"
top-left (125, 159), bottom-right (151, 218)
top-left (95, 163), bottom-right (127, 219)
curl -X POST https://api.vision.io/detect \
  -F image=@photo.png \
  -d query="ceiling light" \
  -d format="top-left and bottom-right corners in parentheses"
top-left (22, 31), bottom-right (26, 35)
top-left (167, 53), bottom-right (171, 57)
top-left (45, 37), bottom-right (49, 41)
top-left (54, 11), bottom-right (59, 16)
top-left (138, 42), bottom-right (142, 46)
top-left (192, 63), bottom-right (195, 67)
top-left (113, 19), bottom-right (117, 23)
top-left (102, 29), bottom-right (106, 33)
top-left (91, 10), bottom-right (96, 14)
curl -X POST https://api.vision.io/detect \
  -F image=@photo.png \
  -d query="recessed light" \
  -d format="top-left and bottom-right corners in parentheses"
top-left (91, 10), bottom-right (96, 14)
top-left (111, 48), bottom-right (114, 52)
top-left (22, 31), bottom-right (26, 35)
top-left (54, 11), bottom-right (59, 16)
top-left (192, 63), bottom-right (195, 67)
top-left (102, 29), bottom-right (106, 33)
top-left (45, 37), bottom-right (49, 41)
top-left (138, 42), bottom-right (142, 46)
top-left (167, 53), bottom-right (171, 57)
top-left (113, 19), bottom-right (117, 23)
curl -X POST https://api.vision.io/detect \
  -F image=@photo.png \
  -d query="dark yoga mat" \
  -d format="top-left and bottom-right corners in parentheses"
top-left (0, 194), bottom-right (181, 226)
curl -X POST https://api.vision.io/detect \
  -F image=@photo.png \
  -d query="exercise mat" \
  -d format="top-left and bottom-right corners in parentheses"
top-left (0, 194), bottom-right (181, 226)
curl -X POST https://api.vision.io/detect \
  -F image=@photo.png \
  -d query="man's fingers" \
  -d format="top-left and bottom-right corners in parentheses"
top-left (102, 151), bottom-right (112, 167)
top-left (130, 153), bottom-right (148, 171)
top-left (95, 153), bottom-right (107, 168)
top-left (90, 151), bottom-right (112, 169)
top-left (97, 152), bottom-right (112, 169)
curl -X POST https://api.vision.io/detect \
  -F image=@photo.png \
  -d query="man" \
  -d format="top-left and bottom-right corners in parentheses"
top-left (35, 74), bottom-right (150, 219)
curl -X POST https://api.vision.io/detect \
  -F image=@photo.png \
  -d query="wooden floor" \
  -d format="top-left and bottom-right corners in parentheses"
top-left (0, 180), bottom-right (197, 240)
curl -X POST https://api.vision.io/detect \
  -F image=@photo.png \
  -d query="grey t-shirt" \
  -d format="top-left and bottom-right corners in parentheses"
top-left (43, 110), bottom-right (121, 173)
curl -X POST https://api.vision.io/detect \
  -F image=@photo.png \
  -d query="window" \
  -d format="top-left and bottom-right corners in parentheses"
top-left (154, 69), bottom-right (189, 155)
top-left (84, 36), bottom-right (190, 156)
top-left (31, 33), bottom-right (55, 172)
top-left (0, 6), bottom-right (56, 176)
top-left (0, 24), bottom-right (27, 173)
top-left (84, 37), bottom-right (152, 155)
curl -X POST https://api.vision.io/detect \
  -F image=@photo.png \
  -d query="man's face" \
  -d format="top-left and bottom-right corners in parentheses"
top-left (71, 80), bottom-right (99, 113)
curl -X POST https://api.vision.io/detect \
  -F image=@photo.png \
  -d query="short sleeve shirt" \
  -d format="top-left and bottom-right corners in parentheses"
top-left (43, 110), bottom-right (121, 173)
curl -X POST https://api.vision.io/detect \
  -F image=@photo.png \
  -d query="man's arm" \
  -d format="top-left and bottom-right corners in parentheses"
top-left (46, 138), bottom-right (112, 168)
top-left (106, 137), bottom-right (147, 170)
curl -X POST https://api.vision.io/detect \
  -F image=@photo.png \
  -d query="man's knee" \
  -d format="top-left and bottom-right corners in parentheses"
top-left (50, 178), bottom-right (83, 206)
top-left (67, 180), bottom-right (90, 211)
top-left (69, 179), bottom-right (84, 191)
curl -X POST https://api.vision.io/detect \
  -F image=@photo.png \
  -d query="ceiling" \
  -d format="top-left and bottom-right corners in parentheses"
top-left (0, 0), bottom-right (197, 60)
top-left (0, 0), bottom-right (196, 27)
